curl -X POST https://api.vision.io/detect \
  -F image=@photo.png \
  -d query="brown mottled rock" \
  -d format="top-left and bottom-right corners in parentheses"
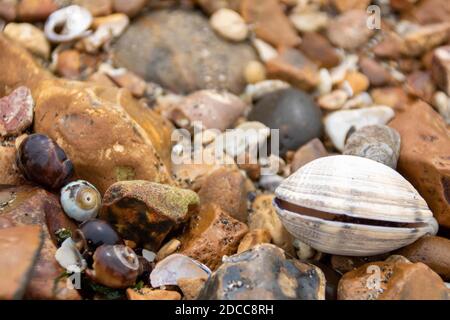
top-left (113, 10), bottom-right (257, 95)
top-left (326, 10), bottom-right (374, 51)
top-left (299, 32), bottom-right (340, 69)
top-left (0, 144), bottom-right (23, 184)
top-left (177, 277), bottom-right (206, 300)
top-left (0, 225), bottom-right (43, 300)
top-left (198, 244), bottom-right (326, 300)
top-left (0, 86), bottom-right (33, 136)
top-left (331, 254), bottom-right (390, 274)
top-left (0, 185), bottom-right (80, 300)
top-left (338, 257), bottom-right (449, 300)
top-left (169, 90), bottom-right (247, 131)
top-left (0, 34), bottom-right (174, 194)
top-left (198, 168), bottom-right (247, 222)
top-left (112, 0), bottom-right (147, 17)
top-left (332, 0), bottom-right (370, 12)
top-left (249, 194), bottom-right (294, 254)
top-left (389, 101), bottom-right (450, 229)
top-left (240, 0), bottom-right (301, 48)
top-left (17, 0), bottom-right (58, 22)
top-left (405, 71), bottom-right (435, 103)
top-left (291, 138), bottom-right (327, 173)
top-left (100, 181), bottom-right (199, 251)
top-left (237, 229), bottom-right (271, 253)
top-left (126, 288), bottom-right (181, 300)
top-left (370, 86), bottom-right (413, 111)
top-left (56, 50), bottom-right (82, 80)
top-left (432, 46), bottom-right (450, 96)
top-left (0, 0), bottom-right (17, 22)
top-left (266, 48), bottom-right (319, 91)
top-left (405, 0), bottom-right (450, 25)
top-left (396, 236), bottom-right (450, 281)
top-left (74, 0), bottom-right (112, 16)
top-left (179, 204), bottom-right (248, 270)
top-left (359, 57), bottom-right (394, 87)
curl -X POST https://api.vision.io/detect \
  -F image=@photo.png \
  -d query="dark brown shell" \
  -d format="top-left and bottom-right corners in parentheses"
top-left (16, 134), bottom-right (74, 189)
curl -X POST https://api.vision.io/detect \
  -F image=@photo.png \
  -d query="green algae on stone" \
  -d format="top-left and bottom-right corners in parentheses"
top-left (100, 181), bottom-right (199, 251)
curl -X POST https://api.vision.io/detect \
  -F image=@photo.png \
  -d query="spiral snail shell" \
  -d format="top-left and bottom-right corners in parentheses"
top-left (60, 180), bottom-right (101, 222)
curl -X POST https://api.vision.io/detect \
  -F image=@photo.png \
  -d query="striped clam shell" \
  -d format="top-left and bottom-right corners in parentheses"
top-left (274, 155), bottom-right (438, 256)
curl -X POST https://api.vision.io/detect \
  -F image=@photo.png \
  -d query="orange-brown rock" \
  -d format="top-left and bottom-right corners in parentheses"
top-left (74, 0), bottom-right (112, 17)
top-left (338, 257), bottom-right (449, 300)
top-left (179, 204), bottom-right (248, 270)
top-left (248, 194), bottom-right (294, 254)
top-left (344, 71), bottom-right (370, 95)
top-left (112, 0), bottom-right (147, 17)
top-left (291, 138), bottom-right (327, 173)
top-left (404, 0), bottom-right (450, 25)
top-left (100, 181), bottom-right (199, 251)
top-left (195, 0), bottom-right (241, 15)
top-left (0, 225), bottom-right (44, 300)
top-left (177, 277), bottom-right (206, 300)
top-left (0, 34), bottom-right (173, 194)
top-left (198, 168), bottom-right (248, 222)
top-left (56, 50), bottom-right (82, 80)
top-left (0, 0), bottom-right (17, 21)
top-left (126, 288), bottom-right (181, 300)
top-left (266, 48), bottom-right (319, 92)
top-left (17, 0), bottom-right (58, 22)
top-left (0, 144), bottom-right (23, 184)
top-left (105, 69), bottom-right (147, 98)
top-left (359, 57), bottom-right (394, 87)
top-left (370, 87), bottom-right (413, 112)
top-left (0, 185), bottom-right (80, 300)
top-left (331, 254), bottom-right (390, 274)
top-left (396, 236), bottom-right (450, 281)
top-left (237, 228), bottom-right (271, 253)
top-left (432, 46), bottom-right (450, 96)
top-left (389, 101), bottom-right (450, 229)
top-left (299, 32), bottom-right (340, 69)
top-left (240, 0), bottom-right (301, 48)
top-left (332, 0), bottom-right (370, 12)
top-left (405, 71), bottom-right (435, 103)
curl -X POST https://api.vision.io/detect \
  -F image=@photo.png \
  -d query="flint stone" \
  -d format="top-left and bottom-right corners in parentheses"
top-left (198, 244), bottom-right (326, 300)
top-left (113, 9), bottom-right (257, 95)
top-left (248, 88), bottom-right (323, 156)
top-left (343, 125), bottom-right (401, 169)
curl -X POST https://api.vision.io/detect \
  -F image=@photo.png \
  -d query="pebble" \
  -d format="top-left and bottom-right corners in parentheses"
top-left (344, 71), bottom-right (370, 95)
top-left (74, 0), bottom-right (112, 17)
top-left (210, 8), bottom-right (248, 42)
top-left (332, 0), bottom-right (370, 12)
top-left (243, 80), bottom-right (290, 102)
top-left (198, 168), bottom-right (248, 222)
top-left (432, 46), bottom-right (450, 96)
top-left (0, 86), bottom-right (34, 137)
top-left (177, 277), bottom-right (206, 300)
top-left (100, 181), bottom-right (199, 251)
top-left (240, 0), bottom-right (301, 48)
top-left (326, 10), bottom-right (374, 50)
top-left (55, 50), bottom-right (82, 79)
top-left (113, 9), bottom-right (256, 94)
top-left (359, 57), bottom-right (395, 87)
top-left (389, 101), bottom-right (450, 229)
top-left (343, 125), bottom-right (401, 169)
top-left (168, 89), bottom-right (247, 131)
top-left (198, 244), bottom-right (326, 300)
top-left (248, 194), bottom-right (294, 254)
top-left (407, 0), bottom-right (450, 25)
top-left (0, 144), bottom-right (23, 185)
top-left (248, 88), bottom-right (323, 156)
top-left (338, 256), bottom-right (449, 300)
top-left (299, 32), bottom-right (341, 69)
top-left (244, 60), bottom-right (266, 84)
top-left (291, 138), bottom-right (328, 173)
top-left (237, 229), bottom-right (272, 253)
top-left (433, 91), bottom-right (450, 124)
top-left (3, 23), bottom-right (50, 59)
top-left (318, 89), bottom-right (349, 111)
top-left (370, 86), bottom-right (412, 111)
top-left (100, 64), bottom-right (147, 98)
top-left (0, 0), bottom-right (16, 21)
top-left (126, 288), bottom-right (181, 300)
top-left (150, 254), bottom-right (211, 288)
top-left (400, 22), bottom-right (450, 57)
top-left (179, 204), bottom-right (248, 270)
top-left (156, 239), bottom-right (181, 262)
top-left (324, 106), bottom-right (395, 151)
top-left (251, 38), bottom-right (278, 63)
top-left (112, 0), bottom-right (147, 17)
top-left (396, 236), bottom-right (450, 281)
top-left (17, 0), bottom-right (58, 22)
top-left (289, 10), bottom-right (328, 33)
top-left (266, 48), bottom-right (319, 92)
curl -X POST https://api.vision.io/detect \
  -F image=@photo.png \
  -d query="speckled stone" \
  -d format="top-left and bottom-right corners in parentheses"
top-left (198, 244), bottom-right (326, 300)
top-left (248, 88), bottom-right (323, 155)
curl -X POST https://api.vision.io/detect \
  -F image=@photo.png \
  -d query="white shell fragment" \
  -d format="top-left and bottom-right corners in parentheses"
top-left (150, 254), bottom-right (211, 288)
top-left (55, 237), bottom-right (87, 273)
top-left (324, 106), bottom-right (395, 151)
top-left (45, 5), bottom-right (93, 43)
top-left (274, 155), bottom-right (438, 256)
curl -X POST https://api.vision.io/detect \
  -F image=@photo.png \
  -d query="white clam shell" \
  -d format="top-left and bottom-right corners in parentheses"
top-left (45, 5), bottom-right (92, 43)
top-left (274, 155), bottom-right (438, 256)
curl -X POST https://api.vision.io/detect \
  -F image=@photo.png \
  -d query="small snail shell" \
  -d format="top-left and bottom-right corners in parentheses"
top-left (45, 5), bottom-right (92, 43)
top-left (61, 180), bottom-right (101, 222)
top-left (87, 245), bottom-right (139, 289)
top-left (73, 219), bottom-right (122, 257)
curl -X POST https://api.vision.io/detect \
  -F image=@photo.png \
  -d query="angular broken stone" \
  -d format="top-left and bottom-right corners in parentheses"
top-left (100, 181), bottom-right (199, 251)
top-left (198, 244), bottom-right (326, 300)
top-left (389, 101), bottom-right (450, 229)
top-left (113, 10), bottom-right (257, 95)
top-left (0, 225), bottom-right (43, 300)
top-left (150, 254), bottom-right (211, 288)
top-left (0, 86), bottom-right (34, 136)
top-left (179, 204), bottom-right (248, 270)
top-left (338, 256), bottom-right (449, 300)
